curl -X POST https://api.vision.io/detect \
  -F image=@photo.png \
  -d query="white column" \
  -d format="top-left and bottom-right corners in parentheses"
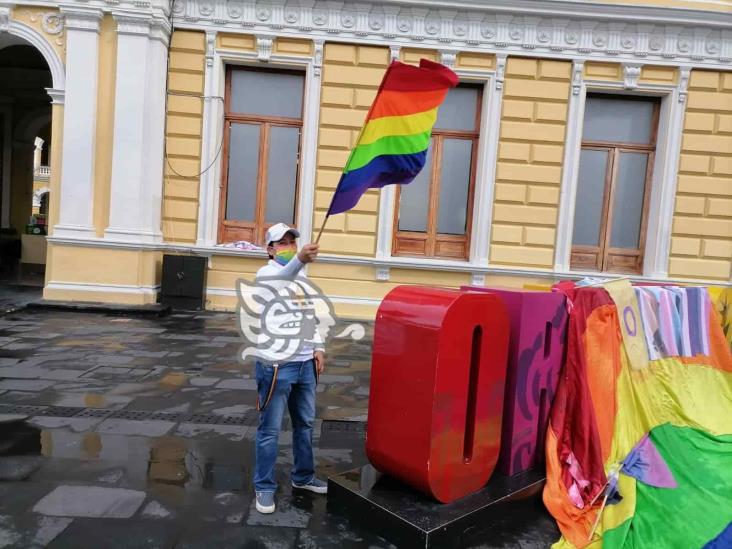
top-left (142, 19), bottom-right (170, 242)
top-left (55, 7), bottom-right (102, 239)
top-left (105, 13), bottom-right (169, 243)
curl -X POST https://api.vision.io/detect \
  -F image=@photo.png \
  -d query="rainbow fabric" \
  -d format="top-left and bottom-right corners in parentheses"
top-left (326, 59), bottom-right (458, 216)
top-left (544, 283), bottom-right (732, 549)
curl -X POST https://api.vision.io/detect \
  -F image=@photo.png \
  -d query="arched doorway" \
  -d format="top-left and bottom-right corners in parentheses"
top-left (0, 29), bottom-right (59, 285)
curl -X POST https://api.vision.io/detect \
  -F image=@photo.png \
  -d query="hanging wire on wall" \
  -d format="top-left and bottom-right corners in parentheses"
top-left (164, 90), bottom-right (226, 179)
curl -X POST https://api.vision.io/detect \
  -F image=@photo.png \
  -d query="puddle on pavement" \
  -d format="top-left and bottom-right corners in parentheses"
top-left (1, 417), bottom-right (253, 495)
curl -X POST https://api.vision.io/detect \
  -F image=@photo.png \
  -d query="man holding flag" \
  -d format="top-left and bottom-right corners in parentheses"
top-left (249, 58), bottom-right (457, 514)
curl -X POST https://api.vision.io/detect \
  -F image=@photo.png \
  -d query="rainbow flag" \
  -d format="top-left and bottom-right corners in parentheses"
top-left (326, 59), bottom-right (458, 216)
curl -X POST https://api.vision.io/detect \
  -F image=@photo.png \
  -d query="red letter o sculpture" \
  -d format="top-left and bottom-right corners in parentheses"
top-left (365, 286), bottom-right (510, 503)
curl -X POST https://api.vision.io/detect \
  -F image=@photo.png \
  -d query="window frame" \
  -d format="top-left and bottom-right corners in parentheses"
top-left (391, 84), bottom-right (483, 261)
top-left (570, 94), bottom-right (660, 275)
top-left (217, 65), bottom-right (304, 245)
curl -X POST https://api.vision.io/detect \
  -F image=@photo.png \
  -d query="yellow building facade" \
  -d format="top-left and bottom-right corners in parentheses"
top-left (0, 0), bottom-right (730, 318)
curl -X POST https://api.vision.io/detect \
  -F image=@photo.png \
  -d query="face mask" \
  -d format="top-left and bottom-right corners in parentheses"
top-left (274, 248), bottom-right (296, 266)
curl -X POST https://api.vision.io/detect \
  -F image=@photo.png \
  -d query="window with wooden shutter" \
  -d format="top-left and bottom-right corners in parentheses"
top-left (218, 67), bottom-right (304, 245)
top-left (392, 84), bottom-right (482, 260)
top-left (570, 94), bottom-right (660, 274)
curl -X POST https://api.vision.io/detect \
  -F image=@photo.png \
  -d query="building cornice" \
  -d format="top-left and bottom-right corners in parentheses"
top-left (59, 5), bottom-right (103, 32)
top-left (170, 0), bottom-right (731, 69)
top-left (0, 0), bottom-right (170, 20)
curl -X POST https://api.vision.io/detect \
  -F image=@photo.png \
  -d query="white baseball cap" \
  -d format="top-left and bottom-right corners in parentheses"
top-left (265, 223), bottom-right (300, 246)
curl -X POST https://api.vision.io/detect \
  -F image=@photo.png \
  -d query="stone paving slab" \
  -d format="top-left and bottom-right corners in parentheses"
top-left (0, 456), bottom-right (46, 481)
top-left (33, 486), bottom-right (147, 518)
top-left (175, 521), bottom-right (299, 549)
top-left (0, 379), bottom-right (55, 392)
top-left (96, 419), bottom-right (177, 437)
top-left (0, 414), bottom-right (28, 424)
top-left (0, 514), bottom-right (73, 548)
top-left (47, 518), bottom-right (178, 549)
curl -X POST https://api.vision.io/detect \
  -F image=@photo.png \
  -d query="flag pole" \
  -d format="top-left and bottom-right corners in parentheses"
top-left (315, 214), bottom-right (329, 244)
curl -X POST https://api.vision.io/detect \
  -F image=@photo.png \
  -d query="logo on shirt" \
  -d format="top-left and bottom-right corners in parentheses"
top-left (236, 276), bottom-right (365, 363)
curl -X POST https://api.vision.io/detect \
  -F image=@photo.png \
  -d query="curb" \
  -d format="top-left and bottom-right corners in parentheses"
top-left (24, 300), bottom-right (172, 317)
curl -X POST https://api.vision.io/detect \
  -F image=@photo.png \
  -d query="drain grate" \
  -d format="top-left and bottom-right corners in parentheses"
top-left (1, 405), bottom-right (275, 427)
top-left (147, 412), bottom-right (184, 421)
top-left (74, 409), bottom-right (113, 418)
top-left (112, 410), bottom-right (151, 421)
top-left (0, 404), bottom-right (47, 415)
top-left (321, 420), bottom-right (367, 433)
top-left (40, 406), bottom-right (84, 418)
top-left (216, 413), bottom-right (256, 426)
top-left (186, 413), bottom-right (220, 425)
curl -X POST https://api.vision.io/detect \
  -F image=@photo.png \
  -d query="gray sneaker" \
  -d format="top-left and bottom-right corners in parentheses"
top-left (255, 491), bottom-right (275, 514)
top-left (292, 477), bottom-right (328, 494)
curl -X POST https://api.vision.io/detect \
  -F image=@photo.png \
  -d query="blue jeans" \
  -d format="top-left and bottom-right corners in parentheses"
top-left (253, 360), bottom-right (317, 492)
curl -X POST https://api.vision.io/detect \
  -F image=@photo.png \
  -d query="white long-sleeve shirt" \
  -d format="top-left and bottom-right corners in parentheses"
top-left (252, 256), bottom-right (325, 364)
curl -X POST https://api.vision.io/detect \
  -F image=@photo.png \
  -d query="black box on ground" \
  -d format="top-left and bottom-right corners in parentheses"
top-left (161, 254), bottom-right (207, 310)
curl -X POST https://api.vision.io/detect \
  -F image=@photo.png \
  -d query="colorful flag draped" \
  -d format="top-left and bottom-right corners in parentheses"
top-left (544, 283), bottom-right (732, 549)
top-left (326, 59), bottom-right (458, 216)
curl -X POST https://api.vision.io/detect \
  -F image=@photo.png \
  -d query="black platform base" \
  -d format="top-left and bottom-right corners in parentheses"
top-left (328, 465), bottom-right (557, 548)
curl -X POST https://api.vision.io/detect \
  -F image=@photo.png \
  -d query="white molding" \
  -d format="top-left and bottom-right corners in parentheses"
top-left (439, 48), bottom-right (457, 68)
top-left (375, 66), bottom-right (499, 266)
top-left (622, 63), bottom-right (643, 89)
top-left (554, 60), bottom-right (586, 272)
top-left (0, 0), bottom-right (172, 18)
top-left (375, 185), bottom-right (395, 260)
top-left (46, 281), bottom-right (160, 295)
top-left (469, 60), bottom-right (503, 266)
top-left (554, 68), bottom-right (690, 278)
top-left (206, 285), bottom-right (384, 307)
top-left (60, 6), bottom-right (103, 32)
top-left (45, 88), bottom-right (65, 105)
top-left (255, 34), bottom-right (272, 62)
top-left (32, 186), bottom-right (50, 208)
top-left (196, 30), bottom-right (221, 246)
top-left (328, 295), bottom-right (382, 307)
top-left (643, 67), bottom-right (691, 278)
top-left (3, 18), bottom-right (65, 91)
top-left (44, 235), bottom-right (732, 288)
top-left (112, 11), bottom-right (152, 35)
top-left (389, 44), bottom-right (400, 62)
top-left (0, 6), bottom-right (10, 32)
top-left (470, 273), bottom-right (485, 286)
top-left (297, 39), bottom-right (322, 245)
top-left (171, 0), bottom-right (732, 70)
top-left (55, 6), bottom-right (103, 239)
top-left (375, 266), bottom-right (390, 281)
top-left (198, 43), bottom-right (321, 247)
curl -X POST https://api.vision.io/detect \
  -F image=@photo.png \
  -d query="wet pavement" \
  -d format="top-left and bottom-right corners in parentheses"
top-left (0, 285), bottom-right (42, 315)
top-left (0, 300), bottom-right (558, 548)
